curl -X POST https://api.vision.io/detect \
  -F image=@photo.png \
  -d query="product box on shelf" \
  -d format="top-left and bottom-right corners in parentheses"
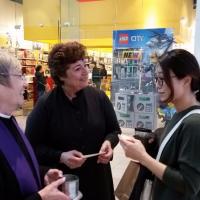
top-left (16, 48), bottom-right (37, 102)
top-left (19, 59), bottom-right (26, 66)
top-left (115, 93), bottom-right (134, 114)
top-left (114, 92), bottom-right (158, 129)
top-left (101, 77), bottom-right (111, 92)
top-left (116, 111), bottom-right (134, 128)
top-left (25, 59), bottom-right (36, 66)
top-left (111, 79), bottom-right (140, 95)
top-left (25, 75), bottom-right (34, 84)
top-left (16, 49), bottom-right (25, 59)
top-left (134, 112), bottom-right (156, 130)
top-left (24, 67), bottom-right (35, 75)
top-left (17, 49), bottom-right (35, 59)
top-left (134, 94), bottom-right (156, 114)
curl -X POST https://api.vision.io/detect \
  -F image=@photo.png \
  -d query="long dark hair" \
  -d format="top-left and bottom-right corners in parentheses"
top-left (158, 49), bottom-right (200, 102)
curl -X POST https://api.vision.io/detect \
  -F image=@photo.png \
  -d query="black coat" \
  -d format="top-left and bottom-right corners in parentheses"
top-left (35, 71), bottom-right (46, 92)
top-left (26, 86), bottom-right (121, 200)
top-left (92, 67), bottom-right (101, 83)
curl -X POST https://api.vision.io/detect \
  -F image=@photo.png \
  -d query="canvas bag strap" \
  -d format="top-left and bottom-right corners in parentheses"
top-left (156, 109), bottom-right (200, 161)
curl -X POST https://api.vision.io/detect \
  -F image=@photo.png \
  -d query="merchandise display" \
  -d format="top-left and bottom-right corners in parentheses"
top-left (37, 50), bottom-right (50, 76)
top-left (116, 110), bottom-right (135, 128)
top-left (112, 28), bottom-right (174, 130)
top-left (17, 49), bottom-right (36, 100)
top-left (86, 50), bottom-right (112, 75)
top-left (100, 76), bottom-right (112, 98)
top-left (16, 48), bottom-right (53, 109)
top-left (115, 93), bottom-right (157, 129)
top-left (85, 50), bottom-right (112, 96)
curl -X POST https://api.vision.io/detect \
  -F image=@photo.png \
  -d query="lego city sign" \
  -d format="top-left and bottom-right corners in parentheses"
top-left (113, 28), bottom-right (173, 48)
top-left (130, 35), bottom-right (144, 42)
top-left (119, 34), bottom-right (129, 44)
top-left (118, 34), bottom-right (144, 45)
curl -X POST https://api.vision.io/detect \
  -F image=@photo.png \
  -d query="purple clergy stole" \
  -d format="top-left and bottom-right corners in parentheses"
top-left (0, 118), bottom-right (41, 196)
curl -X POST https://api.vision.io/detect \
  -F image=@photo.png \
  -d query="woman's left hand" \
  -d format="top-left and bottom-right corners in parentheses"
top-left (97, 140), bottom-right (113, 164)
top-left (44, 169), bottom-right (63, 185)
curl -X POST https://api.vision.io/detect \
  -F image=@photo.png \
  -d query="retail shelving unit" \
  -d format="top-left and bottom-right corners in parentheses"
top-left (17, 49), bottom-right (36, 101)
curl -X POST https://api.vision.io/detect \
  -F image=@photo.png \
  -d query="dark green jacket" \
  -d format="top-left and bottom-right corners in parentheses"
top-left (153, 105), bottom-right (200, 200)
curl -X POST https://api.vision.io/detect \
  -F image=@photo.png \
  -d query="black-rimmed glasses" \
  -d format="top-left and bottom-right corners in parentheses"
top-left (154, 76), bottom-right (165, 87)
top-left (0, 73), bottom-right (26, 81)
top-left (154, 75), bottom-right (176, 87)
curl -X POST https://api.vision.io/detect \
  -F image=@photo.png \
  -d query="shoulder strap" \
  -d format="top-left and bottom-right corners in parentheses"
top-left (156, 109), bottom-right (200, 160)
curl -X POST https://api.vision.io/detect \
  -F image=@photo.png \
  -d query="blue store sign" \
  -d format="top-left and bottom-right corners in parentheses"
top-left (113, 28), bottom-right (173, 50)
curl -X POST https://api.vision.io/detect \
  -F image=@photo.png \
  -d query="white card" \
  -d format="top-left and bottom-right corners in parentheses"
top-left (83, 152), bottom-right (105, 158)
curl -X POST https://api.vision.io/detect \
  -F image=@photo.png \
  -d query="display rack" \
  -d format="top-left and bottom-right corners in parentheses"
top-left (17, 49), bottom-right (36, 100)
top-left (86, 50), bottom-right (112, 97)
top-left (112, 28), bottom-right (174, 130)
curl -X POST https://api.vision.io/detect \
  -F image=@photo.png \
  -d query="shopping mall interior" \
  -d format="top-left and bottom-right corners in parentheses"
top-left (0, 0), bottom-right (200, 199)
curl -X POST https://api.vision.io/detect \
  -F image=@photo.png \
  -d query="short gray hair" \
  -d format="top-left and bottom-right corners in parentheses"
top-left (0, 52), bottom-right (21, 86)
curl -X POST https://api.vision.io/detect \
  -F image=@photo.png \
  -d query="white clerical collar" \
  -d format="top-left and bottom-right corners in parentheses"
top-left (0, 113), bottom-right (11, 119)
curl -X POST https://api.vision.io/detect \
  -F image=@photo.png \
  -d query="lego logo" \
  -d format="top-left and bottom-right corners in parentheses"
top-left (119, 34), bottom-right (128, 44)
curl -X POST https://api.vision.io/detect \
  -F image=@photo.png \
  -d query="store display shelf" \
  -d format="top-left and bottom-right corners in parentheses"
top-left (18, 58), bottom-right (36, 60)
top-left (22, 65), bottom-right (35, 67)
top-left (38, 59), bottom-right (48, 63)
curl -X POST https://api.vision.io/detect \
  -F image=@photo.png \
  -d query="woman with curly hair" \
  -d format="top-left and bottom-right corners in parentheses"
top-left (26, 41), bottom-right (121, 200)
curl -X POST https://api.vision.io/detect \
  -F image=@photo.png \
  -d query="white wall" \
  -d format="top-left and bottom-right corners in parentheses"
top-left (194, 0), bottom-right (200, 64)
top-left (0, 0), bottom-right (23, 47)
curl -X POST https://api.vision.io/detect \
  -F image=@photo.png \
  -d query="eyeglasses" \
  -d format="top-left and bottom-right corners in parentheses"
top-left (154, 75), bottom-right (176, 87)
top-left (154, 76), bottom-right (165, 87)
top-left (0, 73), bottom-right (26, 81)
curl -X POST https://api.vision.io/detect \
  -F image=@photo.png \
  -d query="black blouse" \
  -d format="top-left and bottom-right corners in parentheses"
top-left (26, 86), bottom-right (121, 200)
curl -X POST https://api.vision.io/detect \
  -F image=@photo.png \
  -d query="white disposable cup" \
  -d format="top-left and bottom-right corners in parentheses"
top-left (61, 174), bottom-right (79, 199)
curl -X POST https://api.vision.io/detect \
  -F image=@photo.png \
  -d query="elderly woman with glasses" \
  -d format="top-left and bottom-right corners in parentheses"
top-left (25, 41), bottom-right (121, 200)
top-left (0, 52), bottom-right (70, 200)
top-left (119, 49), bottom-right (200, 200)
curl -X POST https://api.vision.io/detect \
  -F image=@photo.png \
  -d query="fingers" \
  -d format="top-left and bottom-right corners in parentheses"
top-left (47, 169), bottom-right (63, 177)
top-left (44, 169), bottom-right (63, 185)
top-left (118, 134), bottom-right (135, 142)
top-left (39, 177), bottom-right (70, 200)
top-left (119, 136), bottom-right (130, 150)
top-left (61, 150), bottom-right (86, 169)
top-left (119, 135), bottom-right (141, 153)
top-left (97, 141), bottom-right (113, 164)
top-left (50, 177), bottom-right (66, 188)
top-left (100, 140), bottom-right (112, 154)
top-left (67, 157), bottom-right (86, 169)
top-left (72, 150), bottom-right (84, 158)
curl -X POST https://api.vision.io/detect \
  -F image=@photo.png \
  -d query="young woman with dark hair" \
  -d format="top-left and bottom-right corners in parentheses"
top-left (119, 49), bottom-right (200, 200)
